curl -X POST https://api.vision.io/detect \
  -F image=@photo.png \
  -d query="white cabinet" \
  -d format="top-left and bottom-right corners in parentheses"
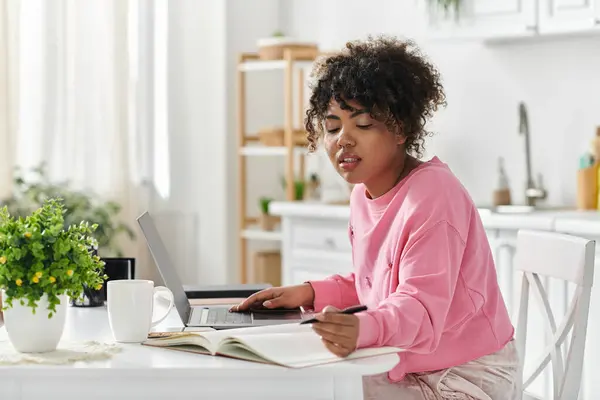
top-left (279, 217), bottom-right (352, 286)
top-left (426, 0), bottom-right (600, 41)
top-left (539, 0), bottom-right (600, 34)
top-left (485, 229), bottom-right (519, 316)
top-left (428, 0), bottom-right (537, 40)
top-left (466, 0), bottom-right (538, 38)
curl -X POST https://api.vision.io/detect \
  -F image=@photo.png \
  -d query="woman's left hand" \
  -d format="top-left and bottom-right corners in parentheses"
top-left (311, 305), bottom-right (359, 357)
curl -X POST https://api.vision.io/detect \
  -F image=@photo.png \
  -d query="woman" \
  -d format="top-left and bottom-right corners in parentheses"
top-left (233, 35), bottom-right (519, 399)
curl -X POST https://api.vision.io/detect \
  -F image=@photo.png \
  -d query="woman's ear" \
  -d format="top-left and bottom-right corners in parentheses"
top-left (394, 122), bottom-right (406, 145)
top-left (396, 133), bottom-right (407, 146)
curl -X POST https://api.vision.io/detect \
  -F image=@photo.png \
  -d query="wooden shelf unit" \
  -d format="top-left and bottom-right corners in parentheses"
top-left (236, 47), bottom-right (320, 284)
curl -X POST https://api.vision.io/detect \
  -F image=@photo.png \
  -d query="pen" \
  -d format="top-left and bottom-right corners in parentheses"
top-left (300, 304), bottom-right (368, 325)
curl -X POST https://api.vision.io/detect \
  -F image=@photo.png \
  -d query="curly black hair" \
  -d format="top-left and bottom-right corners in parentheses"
top-left (304, 35), bottom-right (446, 158)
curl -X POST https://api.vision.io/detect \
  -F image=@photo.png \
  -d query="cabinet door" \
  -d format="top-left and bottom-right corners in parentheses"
top-left (539, 0), bottom-right (599, 33)
top-left (428, 0), bottom-right (538, 40)
top-left (487, 230), bottom-right (518, 317)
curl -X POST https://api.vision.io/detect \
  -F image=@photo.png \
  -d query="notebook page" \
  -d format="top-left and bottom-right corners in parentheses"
top-left (199, 322), bottom-right (311, 345)
top-left (218, 328), bottom-right (401, 368)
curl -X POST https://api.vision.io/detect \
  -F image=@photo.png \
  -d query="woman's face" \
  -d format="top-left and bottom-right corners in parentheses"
top-left (322, 100), bottom-right (406, 198)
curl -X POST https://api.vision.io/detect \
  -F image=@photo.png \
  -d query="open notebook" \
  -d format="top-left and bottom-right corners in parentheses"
top-left (143, 323), bottom-right (402, 368)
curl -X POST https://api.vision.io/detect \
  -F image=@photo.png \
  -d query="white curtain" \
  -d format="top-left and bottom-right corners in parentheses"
top-left (1, 0), bottom-right (199, 285)
top-left (0, 0), bottom-right (19, 200)
top-left (12, 0), bottom-right (166, 280)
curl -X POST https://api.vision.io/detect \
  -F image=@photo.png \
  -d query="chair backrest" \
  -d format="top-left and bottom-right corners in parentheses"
top-left (514, 229), bottom-right (595, 400)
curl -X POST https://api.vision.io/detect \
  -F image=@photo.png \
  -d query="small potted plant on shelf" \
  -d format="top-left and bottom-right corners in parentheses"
top-left (280, 177), bottom-right (306, 201)
top-left (258, 197), bottom-right (278, 231)
top-left (0, 198), bottom-right (107, 353)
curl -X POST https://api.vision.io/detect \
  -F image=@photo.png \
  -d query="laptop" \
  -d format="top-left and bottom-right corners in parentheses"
top-left (136, 211), bottom-right (306, 330)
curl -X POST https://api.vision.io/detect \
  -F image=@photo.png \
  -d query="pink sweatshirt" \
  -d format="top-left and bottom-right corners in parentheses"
top-left (309, 157), bottom-right (514, 381)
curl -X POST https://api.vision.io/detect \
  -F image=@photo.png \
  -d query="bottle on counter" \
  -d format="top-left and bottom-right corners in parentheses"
top-left (493, 157), bottom-right (512, 206)
top-left (577, 137), bottom-right (598, 210)
top-left (594, 127), bottom-right (600, 210)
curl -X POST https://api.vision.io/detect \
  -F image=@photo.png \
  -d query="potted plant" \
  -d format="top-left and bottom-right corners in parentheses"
top-left (280, 176), bottom-right (306, 201)
top-left (258, 197), bottom-right (278, 231)
top-left (2, 164), bottom-right (135, 307)
top-left (0, 198), bottom-right (107, 353)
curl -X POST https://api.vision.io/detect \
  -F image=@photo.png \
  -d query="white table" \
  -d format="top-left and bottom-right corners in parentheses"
top-left (0, 305), bottom-right (399, 400)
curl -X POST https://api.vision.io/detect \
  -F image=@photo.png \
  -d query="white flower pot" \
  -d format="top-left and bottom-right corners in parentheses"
top-left (3, 292), bottom-right (69, 353)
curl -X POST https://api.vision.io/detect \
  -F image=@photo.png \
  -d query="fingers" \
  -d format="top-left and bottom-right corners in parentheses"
top-left (230, 289), bottom-right (276, 312)
top-left (315, 312), bottom-right (356, 326)
top-left (321, 337), bottom-right (352, 357)
top-left (311, 322), bottom-right (355, 340)
top-left (313, 325), bottom-right (355, 351)
top-left (262, 297), bottom-right (287, 308)
top-left (310, 307), bottom-right (358, 357)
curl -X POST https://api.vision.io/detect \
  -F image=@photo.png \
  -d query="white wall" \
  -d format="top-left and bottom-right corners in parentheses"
top-left (167, 0), bottom-right (288, 285)
top-left (281, 0), bottom-right (600, 208)
top-left (225, 0), bottom-right (290, 281)
top-left (168, 0), bottom-right (228, 284)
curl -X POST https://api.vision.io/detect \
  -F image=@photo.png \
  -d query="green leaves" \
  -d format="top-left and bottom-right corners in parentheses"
top-left (0, 198), bottom-right (107, 315)
top-left (428, 0), bottom-right (461, 20)
top-left (258, 197), bottom-right (273, 214)
top-left (1, 164), bottom-right (135, 257)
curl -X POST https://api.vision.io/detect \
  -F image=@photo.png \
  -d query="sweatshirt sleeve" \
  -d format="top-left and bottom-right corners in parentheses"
top-left (308, 273), bottom-right (360, 312)
top-left (356, 220), bottom-right (466, 353)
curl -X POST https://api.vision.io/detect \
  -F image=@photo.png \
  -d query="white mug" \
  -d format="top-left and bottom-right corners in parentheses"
top-left (107, 279), bottom-right (175, 343)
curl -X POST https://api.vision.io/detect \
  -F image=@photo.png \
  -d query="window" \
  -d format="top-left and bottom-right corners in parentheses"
top-left (152, 0), bottom-right (169, 199)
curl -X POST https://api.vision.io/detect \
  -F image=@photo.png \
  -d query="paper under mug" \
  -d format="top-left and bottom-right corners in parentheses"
top-left (107, 279), bottom-right (175, 343)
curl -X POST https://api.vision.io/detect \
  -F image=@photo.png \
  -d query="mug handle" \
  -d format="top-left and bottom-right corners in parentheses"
top-left (151, 286), bottom-right (175, 327)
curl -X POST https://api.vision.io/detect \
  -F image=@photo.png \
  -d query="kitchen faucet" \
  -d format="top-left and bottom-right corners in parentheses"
top-left (518, 102), bottom-right (547, 206)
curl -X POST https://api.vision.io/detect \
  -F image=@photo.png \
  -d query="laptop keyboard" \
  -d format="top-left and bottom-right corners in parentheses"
top-left (206, 308), bottom-right (252, 325)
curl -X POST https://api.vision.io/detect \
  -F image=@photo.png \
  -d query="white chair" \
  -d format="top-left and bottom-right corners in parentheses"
top-left (514, 229), bottom-right (595, 400)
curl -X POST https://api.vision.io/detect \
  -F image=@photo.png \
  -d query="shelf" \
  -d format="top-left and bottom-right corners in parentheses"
top-left (237, 49), bottom-right (320, 284)
top-left (239, 146), bottom-right (307, 156)
top-left (241, 227), bottom-right (282, 241)
top-left (238, 59), bottom-right (315, 72)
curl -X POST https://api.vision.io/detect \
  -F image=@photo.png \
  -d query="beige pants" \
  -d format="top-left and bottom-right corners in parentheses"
top-left (363, 340), bottom-right (520, 400)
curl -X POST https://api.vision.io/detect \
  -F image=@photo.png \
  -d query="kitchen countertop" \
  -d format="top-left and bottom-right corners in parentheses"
top-left (270, 201), bottom-right (351, 220)
top-left (269, 201), bottom-right (600, 235)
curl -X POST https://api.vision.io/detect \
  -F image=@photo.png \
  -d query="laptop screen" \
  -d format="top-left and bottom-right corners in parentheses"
top-left (136, 211), bottom-right (191, 324)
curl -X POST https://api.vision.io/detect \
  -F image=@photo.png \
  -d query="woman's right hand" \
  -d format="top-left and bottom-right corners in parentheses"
top-left (229, 283), bottom-right (315, 312)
